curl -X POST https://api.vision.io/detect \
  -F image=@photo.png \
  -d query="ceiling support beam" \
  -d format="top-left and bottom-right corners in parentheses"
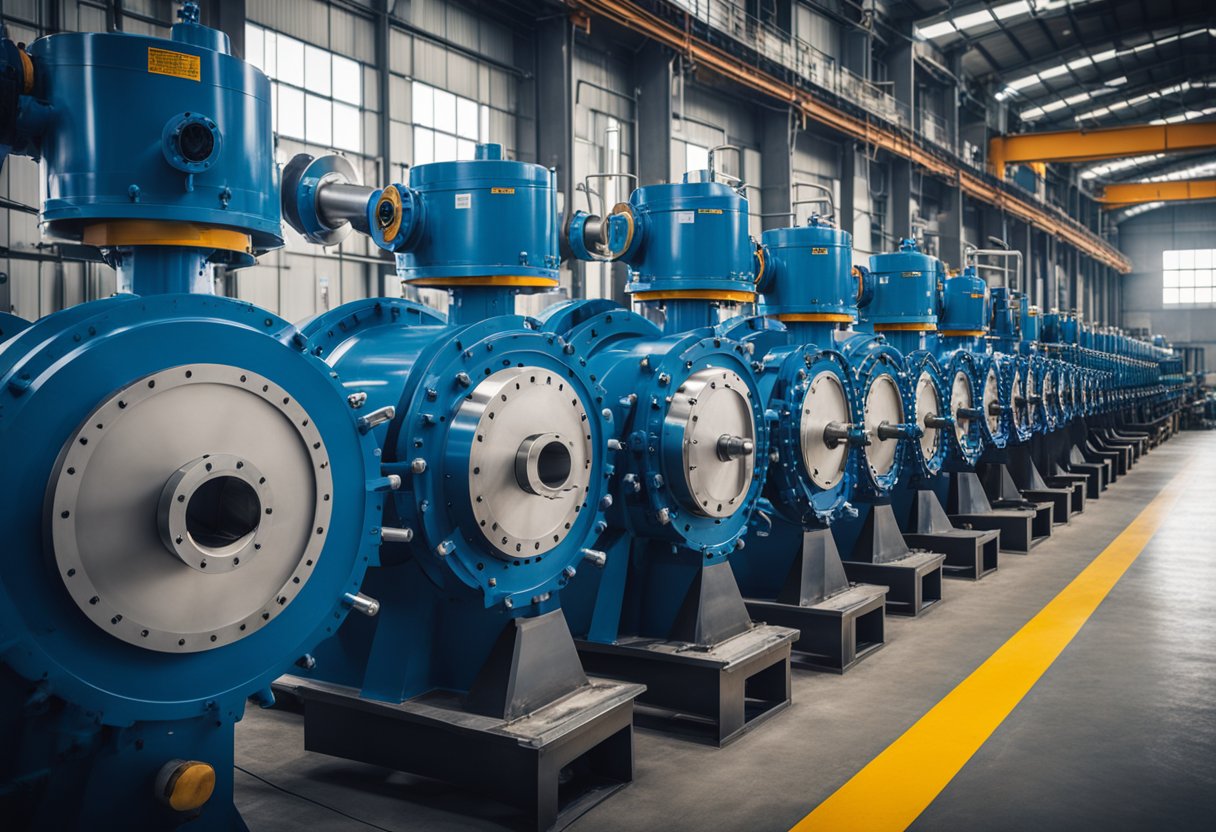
top-left (990, 122), bottom-right (1216, 172)
top-left (1098, 179), bottom-right (1216, 208)
top-left (565, 0), bottom-right (1131, 272)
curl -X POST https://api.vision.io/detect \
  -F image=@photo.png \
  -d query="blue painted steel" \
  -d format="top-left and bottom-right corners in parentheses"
top-left (863, 238), bottom-right (941, 330)
top-left (391, 144), bottom-right (560, 284)
top-left (13, 12), bottom-right (280, 252)
top-left (294, 301), bottom-right (616, 705)
top-left (597, 171), bottom-right (758, 299)
top-left (537, 299), bottom-right (768, 645)
top-left (0, 294), bottom-right (380, 830)
top-left (0, 311), bottom-right (29, 343)
top-left (757, 219), bottom-right (856, 326)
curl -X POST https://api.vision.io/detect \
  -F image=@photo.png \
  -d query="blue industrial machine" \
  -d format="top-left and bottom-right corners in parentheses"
top-left (556, 154), bottom-right (797, 744)
top-left (858, 240), bottom-right (1003, 581)
top-left (276, 144), bottom-right (642, 830)
top-left (789, 235), bottom-right (954, 618)
top-left (982, 281), bottom-right (1100, 529)
top-left (0, 6), bottom-right (383, 830)
top-left (717, 205), bottom-right (893, 671)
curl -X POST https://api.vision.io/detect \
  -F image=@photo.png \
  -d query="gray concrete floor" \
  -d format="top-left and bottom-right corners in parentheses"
top-left (235, 432), bottom-right (1216, 832)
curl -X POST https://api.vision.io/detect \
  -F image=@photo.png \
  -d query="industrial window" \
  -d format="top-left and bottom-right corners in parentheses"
top-left (411, 81), bottom-right (489, 165)
top-left (244, 24), bottom-right (363, 154)
top-left (1162, 249), bottom-right (1216, 306)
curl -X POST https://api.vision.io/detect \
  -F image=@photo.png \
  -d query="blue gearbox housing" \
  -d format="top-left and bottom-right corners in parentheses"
top-left (0, 7), bottom-right (382, 829)
top-left (568, 169), bottom-right (760, 303)
top-left (280, 148), bottom-right (620, 714)
top-left (0, 294), bottom-right (381, 829)
top-left (5, 4), bottom-right (280, 261)
top-left (537, 299), bottom-right (767, 644)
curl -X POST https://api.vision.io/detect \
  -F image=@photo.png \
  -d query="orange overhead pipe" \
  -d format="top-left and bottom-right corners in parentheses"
top-left (565, 0), bottom-right (1132, 273)
top-left (990, 122), bottom-right (1216, 173)
top-left (1098, 179), bottom-right (1216, 208)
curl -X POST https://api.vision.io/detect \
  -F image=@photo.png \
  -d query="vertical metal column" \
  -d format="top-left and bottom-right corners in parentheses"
top-left (636, 42), bottom-right (672, 186)
top-left (760, 108), bottom-right (794, 231)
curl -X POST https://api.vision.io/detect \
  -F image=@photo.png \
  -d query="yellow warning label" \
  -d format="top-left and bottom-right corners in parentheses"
top-left (971, 293), bottom-right (985, 299)
top-left (148, 47), bottom-right (201, 81)
top-left (490, 187), bottom-right (515, 195)
top-left (811, 247), bottom-right (828, 255)
top-left (697, 208), bottom-right (724, 214)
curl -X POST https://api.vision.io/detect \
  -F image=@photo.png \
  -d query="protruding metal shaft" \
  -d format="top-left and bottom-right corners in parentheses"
top-left (716, 433), bottom-right (755, 460)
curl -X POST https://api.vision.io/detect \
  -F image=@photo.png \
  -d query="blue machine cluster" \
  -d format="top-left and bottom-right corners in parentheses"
top-left (0, 7), bottom-right (1190, 831)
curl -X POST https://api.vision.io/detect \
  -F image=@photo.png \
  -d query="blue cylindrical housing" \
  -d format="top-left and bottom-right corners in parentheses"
top-left (758, 221), bottom-right (855, 318)
top-left (621, 172), bottom-right (756, 297)
top-left (939, 268), bottom-right (988, 334)
top-left (863, 239), bottom-right (940, 328)
top-left (27, 22), bottom-right (280, 251)
top-left (397, 144), bottom-right (559, 286)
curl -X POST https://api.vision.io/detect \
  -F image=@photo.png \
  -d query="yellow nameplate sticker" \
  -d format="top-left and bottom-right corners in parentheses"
top-left (812, 247), bottom-right (828, 255)
top-left (148, 47), bottom-right (200, 81)
top-left (971, 293), bottom-right (985, 299)
top-left (491, 187), bottom-right (515, 195)
top-left (697, 208), bottom-right (724, 214)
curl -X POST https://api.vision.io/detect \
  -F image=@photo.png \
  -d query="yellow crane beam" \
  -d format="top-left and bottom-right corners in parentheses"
top-left (565, 0), bottom-right (1132, 273)
top-left (990, 122), bottom-right (1216, 172)
top-left (1098, 179), bottom-right (1216, 208)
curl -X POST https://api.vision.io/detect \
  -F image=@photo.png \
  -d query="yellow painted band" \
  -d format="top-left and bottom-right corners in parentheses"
top-left (83, 221), bottom-right (251, 253)
top-left (940, 329), bottom-right (986, 337)
top-left (874, 322), bottom-right (937, 332)
top-left (405, 275), bottom-right (559, 288)
top-left (790, 461), bottom-right (1193, 832)
top-left (19, 48), bottom-right (34, 94)
top-left (632, 289), bottom-right (757, 303)
top-left (375, 185), bottom-right (403, 243)
top-left (773, 313), bottom-right (855, 323)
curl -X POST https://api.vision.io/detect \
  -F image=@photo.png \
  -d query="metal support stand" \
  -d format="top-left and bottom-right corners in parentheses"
top-left (578, 561), bottom-right (796, 746)
top-left (1061, 445), bottom-right (1106, 497)
top-left (980, 464), bottom-right (1056, 535)
top-left (273, 609), bottom-right (643, 832)
top-left (282, 674), bottom-right (641, 832)
top-left (1082, 439), bottom-right (1121, 482)
top-left (902, 489), bottom-right (999, 580)
top-left (842, 503), bottom-right (946, 616)
top-left (745, 528), bottom-right (888, 673)
top-left (948, 471), bottom-right (1045, 554)
top-left (1006, 453), bottom-right (1081, 523)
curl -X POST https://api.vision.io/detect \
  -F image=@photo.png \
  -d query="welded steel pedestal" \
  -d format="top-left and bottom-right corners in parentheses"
top-left (902, 489), bottom-right (1000, 581)
top-left (280, 675), bottom-right (643, 832)
top-left (576, 623), bottom-right (796, 747)
top-left (745, 528), bottom-right (887, 673)
top-left (948, 471), bottom-right (1048, 554)
top-left (843, 503), bottom-right (946, 616)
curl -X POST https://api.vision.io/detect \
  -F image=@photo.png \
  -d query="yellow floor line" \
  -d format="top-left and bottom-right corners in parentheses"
top-left (790, 463), bottom-right (1194, 832)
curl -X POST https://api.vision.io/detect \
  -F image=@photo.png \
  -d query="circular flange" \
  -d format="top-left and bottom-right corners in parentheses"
top-left (913, 368), bottom-right (942, 466)
top-left (462, 366), bottom-right (593, 558)
top-left (982, 364), bottom-right (1000, 438)
top-left (801, 370), bottom-right (849, 490)
top-left (668, 367), bottom-right (757, 518)
top-left (863, 372), bottom-right (904, 479)
top-left (951, 368), bottom-right (975, 451)
top-left (157, 453), bottom-right (272, 573)
top-left (47, 364), bottom-right (332, 654)
top-left (1011, 365), bottom-right (1027, 432)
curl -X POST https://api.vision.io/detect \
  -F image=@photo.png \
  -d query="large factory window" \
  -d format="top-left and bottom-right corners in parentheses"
top-left (411, 81), bottom-right (490, 165)
top-left (1162, 249), bottom-right (1216, 306)
top-left (244, 23), bottom-right (363, 154)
